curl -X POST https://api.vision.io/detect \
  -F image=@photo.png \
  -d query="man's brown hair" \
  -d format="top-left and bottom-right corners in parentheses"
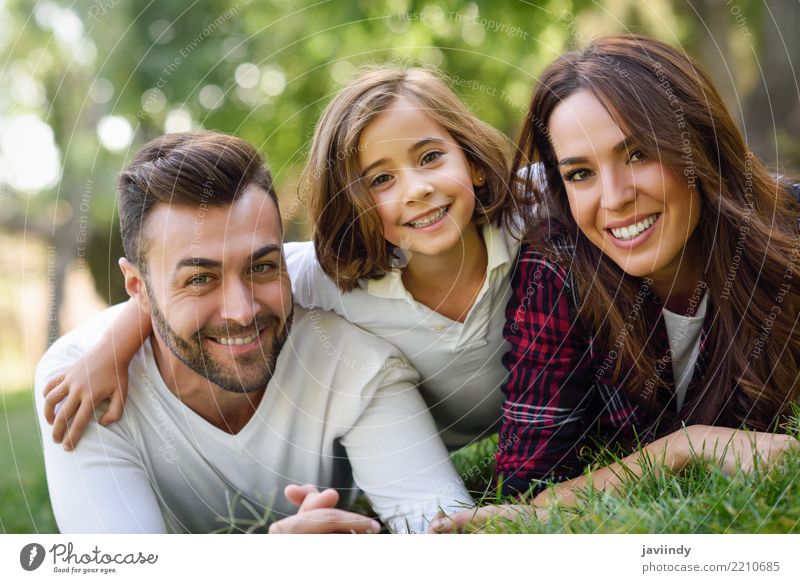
top-left (118, 131), bottom-right (278, 270)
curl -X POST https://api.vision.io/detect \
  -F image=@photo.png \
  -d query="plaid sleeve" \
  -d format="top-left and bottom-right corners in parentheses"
top-left (496, 247), bottom-right (595, 496)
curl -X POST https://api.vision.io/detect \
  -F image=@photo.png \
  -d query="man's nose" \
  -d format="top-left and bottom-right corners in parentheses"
top-left (218, 279), bottom-right (258, 327)
top-left (600, 165), bottom-right (636, 211)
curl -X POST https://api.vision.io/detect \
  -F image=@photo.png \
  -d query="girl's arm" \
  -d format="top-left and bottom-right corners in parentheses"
top-left (42, 298), bottom-right (152, 450)
top-left (431, 425), bottom-right (799, 532)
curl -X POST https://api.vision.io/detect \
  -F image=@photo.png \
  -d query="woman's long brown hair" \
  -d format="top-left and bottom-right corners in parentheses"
top-left (513, 35), bottom-right (800, 432)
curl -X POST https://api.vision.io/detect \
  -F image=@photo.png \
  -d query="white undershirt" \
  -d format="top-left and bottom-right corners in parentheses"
top-left (662, 293), bottom-right (708, 411)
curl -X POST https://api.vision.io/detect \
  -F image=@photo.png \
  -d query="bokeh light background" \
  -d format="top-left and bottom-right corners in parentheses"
top-left (1, 0), bottom-right (797, 532)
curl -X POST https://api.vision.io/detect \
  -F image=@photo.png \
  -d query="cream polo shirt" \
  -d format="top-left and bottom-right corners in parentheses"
top-left (285, 223), bottom-right (518, 449)
top-left (35, 304), bottom-right (471, 534)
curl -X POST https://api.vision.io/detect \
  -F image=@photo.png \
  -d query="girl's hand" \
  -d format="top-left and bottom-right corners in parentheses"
top-left (680, 425), bottom-right (799, 475)
top-left (42, 348), bottom-right (129, 451)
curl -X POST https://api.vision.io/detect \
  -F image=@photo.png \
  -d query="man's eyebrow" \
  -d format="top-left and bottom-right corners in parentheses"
top-left (172, 244), bottom-right (281, 276)
top-left (360, 137), bottom-right (448, 178)
top-left (558, 136), bottom-right (633, 167)
top-left (248, 243), bottom-right (282, 263)
top-left (173, 257), bottom-right (221, 274)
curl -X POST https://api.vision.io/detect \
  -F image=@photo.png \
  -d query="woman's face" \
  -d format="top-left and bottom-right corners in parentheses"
top-left (547, 90), bottom-right (702, 284)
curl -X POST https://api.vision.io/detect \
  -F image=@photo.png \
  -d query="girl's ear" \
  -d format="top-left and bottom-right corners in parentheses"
top-left (469, 162), bottom-right (486, 187)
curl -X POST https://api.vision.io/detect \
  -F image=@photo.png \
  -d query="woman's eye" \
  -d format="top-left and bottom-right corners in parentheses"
top-left (563, 168), bottom-right (593, 183)
top-left (369, 173), bottom-right (392, 188)
top-left (421, 151), bottom-right (442, 165)
top-left (629, 149), bottom-right (646, 163)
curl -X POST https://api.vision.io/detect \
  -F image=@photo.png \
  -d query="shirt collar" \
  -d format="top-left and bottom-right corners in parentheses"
top-left (366, 223), bottom-right (513, 300)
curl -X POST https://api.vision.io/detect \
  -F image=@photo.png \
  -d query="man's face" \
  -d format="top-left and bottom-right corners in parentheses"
top-left (141, 185), bottom-right (293, 393)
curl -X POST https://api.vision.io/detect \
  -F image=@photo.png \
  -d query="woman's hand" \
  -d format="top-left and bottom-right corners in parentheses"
top-left (429, 504), bottom-right (543, 533)
top-left (678, 425), bottom-right (799, 475)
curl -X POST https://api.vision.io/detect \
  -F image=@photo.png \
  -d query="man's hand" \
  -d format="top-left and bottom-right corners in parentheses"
top-left (268, 484), bottom-right (381, 534)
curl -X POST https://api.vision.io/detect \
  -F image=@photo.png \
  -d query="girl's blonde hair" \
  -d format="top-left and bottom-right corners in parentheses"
top-left (300, 66), bottom-right (514, 291)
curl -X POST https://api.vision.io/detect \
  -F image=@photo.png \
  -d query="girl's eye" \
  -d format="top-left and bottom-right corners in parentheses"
top-left (420, 150), bottom-right (442, 165)
top-left (629, 149), bottom-right (646, 163)
top-left (563, 168), bottom-right (593, 183)
top-left (369, 173), bottom-right (393, 188)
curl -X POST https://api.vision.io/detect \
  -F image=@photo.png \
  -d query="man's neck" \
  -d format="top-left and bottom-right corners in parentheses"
top-left (150, 333), bottom-right (264, 434)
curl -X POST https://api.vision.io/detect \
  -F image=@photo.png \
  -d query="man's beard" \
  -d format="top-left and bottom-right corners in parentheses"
top-left (148, 292), bottom-right (293, 394)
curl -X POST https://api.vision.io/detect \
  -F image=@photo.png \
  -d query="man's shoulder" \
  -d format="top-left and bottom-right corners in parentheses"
top-left (286, 307), bottom-right (416, 383)
top-left (36, 303), bottom-right (127, 376)
top-left (291, 306), bottom-right (400, 355)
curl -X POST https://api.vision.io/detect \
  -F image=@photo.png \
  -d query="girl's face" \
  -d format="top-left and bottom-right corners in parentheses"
top-left (547, 90), bottom-right (702, 282)
top-left (357, 97), bottom-right (483, 260)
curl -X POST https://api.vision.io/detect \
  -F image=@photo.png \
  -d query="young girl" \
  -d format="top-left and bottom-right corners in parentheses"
top-left (435, 35), bottom-right (800, 531)
top-left (43, 67), bottom-right (522, 452)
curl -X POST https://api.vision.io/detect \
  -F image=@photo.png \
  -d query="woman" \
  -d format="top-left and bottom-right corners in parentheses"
top-left (435, 34), bottom-right (800, 531)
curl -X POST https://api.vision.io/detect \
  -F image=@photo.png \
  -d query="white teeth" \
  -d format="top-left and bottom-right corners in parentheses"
top-left (214, 332), bottom-right (258, 346)
top-left (611, 214), bottom-right (659, 241)
top-left (408, 207), bottom-right (447, 228)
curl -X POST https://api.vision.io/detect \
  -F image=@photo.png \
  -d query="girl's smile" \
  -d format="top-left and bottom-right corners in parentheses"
top-left (357, 96), bottom-right (484, 262)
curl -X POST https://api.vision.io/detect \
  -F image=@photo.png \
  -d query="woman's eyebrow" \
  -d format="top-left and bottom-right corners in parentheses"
top-left (558, 136), bottom-right (633, 166)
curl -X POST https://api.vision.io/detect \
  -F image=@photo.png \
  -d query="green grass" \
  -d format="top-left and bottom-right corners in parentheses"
top-left (0, 389), bottom-right (58, 533)
top-left (450, 431), bottom-right (800, 534)
top-left (4, 389), bottom-right (800, 535)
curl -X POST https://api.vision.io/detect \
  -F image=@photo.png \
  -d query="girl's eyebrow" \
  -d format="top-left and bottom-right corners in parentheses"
top-left (558, 136), bottom-right (633, 167)
top-left (410, 137), bottom-right (447, 152)
top-left (360, 137), bottom-right (449, 178)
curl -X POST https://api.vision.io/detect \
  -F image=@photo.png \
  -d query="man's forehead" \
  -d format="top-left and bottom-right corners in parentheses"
top-left (144, 186), bottom-right (282, 269)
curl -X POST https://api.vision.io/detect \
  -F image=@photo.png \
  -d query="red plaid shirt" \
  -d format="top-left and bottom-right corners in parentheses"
top-left (496, 243), bottom-right (710, 496)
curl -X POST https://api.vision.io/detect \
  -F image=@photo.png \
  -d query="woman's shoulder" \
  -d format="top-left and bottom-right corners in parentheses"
top-left (516, 224), bottom-right (576, 281)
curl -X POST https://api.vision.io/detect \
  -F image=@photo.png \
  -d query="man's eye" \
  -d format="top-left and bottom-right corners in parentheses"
top-left (420, 151), bottom-right (442, 165)
top-left (369, 173), bottom-right (392, 188)
top-left (563, 168), bottom-right (593, 183)
top-left (188, 274), bottom-right (212, 286)
top-left (251, 262), bottom-right (276, 274)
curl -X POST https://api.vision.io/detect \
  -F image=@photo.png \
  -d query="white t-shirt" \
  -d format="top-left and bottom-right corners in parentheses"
top-left (35, 305), bottom-right (471, 534)
top-left (285, 223), bottom-right (518, 449)
top-left (663, 293), bottom-right (708, 411)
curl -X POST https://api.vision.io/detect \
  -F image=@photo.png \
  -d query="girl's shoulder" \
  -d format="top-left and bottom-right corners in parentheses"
top-left (283, 241), bottom-right (344, 310)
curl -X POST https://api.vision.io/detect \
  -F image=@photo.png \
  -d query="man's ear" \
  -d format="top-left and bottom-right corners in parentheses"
top-left (119, 258), bottom-right (151, 314)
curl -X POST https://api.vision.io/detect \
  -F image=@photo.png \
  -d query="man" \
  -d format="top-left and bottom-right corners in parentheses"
top-left (35, 132), bottom-right (470, 533)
